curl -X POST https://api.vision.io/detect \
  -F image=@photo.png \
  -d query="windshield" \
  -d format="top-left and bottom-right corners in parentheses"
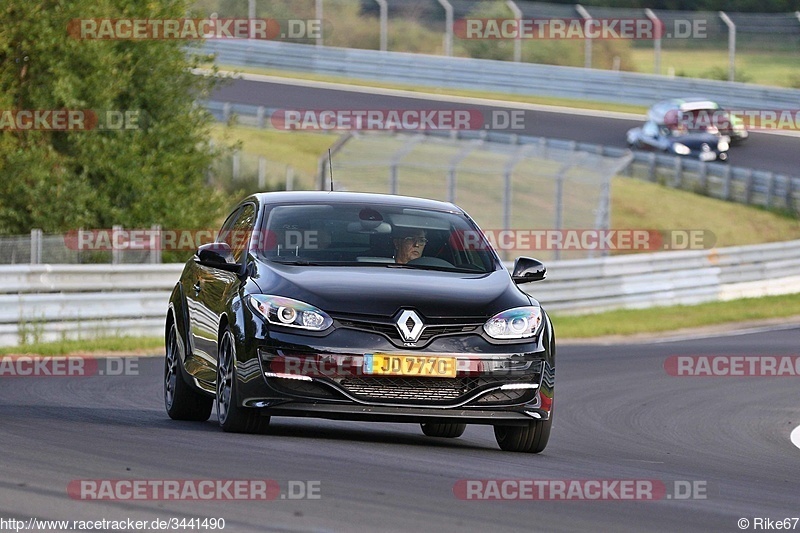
top-left (256, 202), bottom-right (499, 274)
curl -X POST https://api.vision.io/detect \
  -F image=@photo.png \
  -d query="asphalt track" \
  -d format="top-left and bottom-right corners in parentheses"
top-left (1, 326), bottom-right (798, 532)
top-left (212, 77), bottom-right (800, 177)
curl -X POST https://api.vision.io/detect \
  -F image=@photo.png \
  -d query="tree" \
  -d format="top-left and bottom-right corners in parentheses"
top-left (0, 0), bottom-right (227, 235)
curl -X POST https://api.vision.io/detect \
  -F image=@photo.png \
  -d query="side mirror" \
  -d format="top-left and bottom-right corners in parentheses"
top-left (511, 257), bottom-right (546, 284)
top-left (195, 242), bottom-right (241, 273)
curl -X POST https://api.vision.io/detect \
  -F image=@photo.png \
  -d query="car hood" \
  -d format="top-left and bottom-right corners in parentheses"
top-left (252, 262), bottom-right (533, 318)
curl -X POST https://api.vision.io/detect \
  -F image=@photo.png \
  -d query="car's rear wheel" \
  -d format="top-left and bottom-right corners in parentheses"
top-left (216, 328), bottom-right (270, 433)
top-left (164, 321), bottom-right (213, 421)
top-left (494, 418), bottom-right (551, 453)
top-left (420, 422), bottom-right (467, 438)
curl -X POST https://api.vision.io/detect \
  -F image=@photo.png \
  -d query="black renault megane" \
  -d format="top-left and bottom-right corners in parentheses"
top-left (164, 191), bottom-right (555, 453)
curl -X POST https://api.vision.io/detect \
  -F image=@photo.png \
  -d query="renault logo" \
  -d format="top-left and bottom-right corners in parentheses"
top-left (396, 309), bottom-right (424, 343)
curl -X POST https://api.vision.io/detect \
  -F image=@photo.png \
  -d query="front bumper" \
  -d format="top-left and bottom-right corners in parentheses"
top-left (234, 325), bottom-right (555, 424)
top-left (246, 402), bottom-right (550, 425)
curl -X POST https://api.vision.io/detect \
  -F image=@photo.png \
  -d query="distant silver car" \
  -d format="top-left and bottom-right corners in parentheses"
top-left (648, 98), bottom-right (748, 144)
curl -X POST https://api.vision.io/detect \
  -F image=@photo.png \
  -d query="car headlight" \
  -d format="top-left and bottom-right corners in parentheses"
top-left (250, 295), bottom-right (332, 331)
top-left (717, 140), bottom-right (729, 151)
top-left (483, 306), bottom-right (543, 340)
top-left (672, 143), bottom-right (691, 155)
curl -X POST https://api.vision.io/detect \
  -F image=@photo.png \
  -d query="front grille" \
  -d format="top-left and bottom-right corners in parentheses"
top-left (334, 315), bottom-right (482, 346)
top-left (332, 375), bottom-right (538, 405)
top-left (337, 377), bottom-right (468, 402)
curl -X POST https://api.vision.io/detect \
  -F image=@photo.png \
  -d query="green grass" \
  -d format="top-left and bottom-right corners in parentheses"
top-left (212, 124), bottom-right (800, 250)
top-left (611, 178), bottom-right (800, 248)
top-left (211, 124), bottom-right (336, 178)
top-left (0, 336), bottom-right (163, 356)
top-left (629, 49), bottom-right (800, 88)
top-left (552, 294), bottom-right (800, 338)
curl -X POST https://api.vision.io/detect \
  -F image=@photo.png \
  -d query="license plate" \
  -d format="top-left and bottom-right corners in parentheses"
top-left (363, 353), bottom-right (457, 377)
top-left (699, 151), bottom-right (717, 162)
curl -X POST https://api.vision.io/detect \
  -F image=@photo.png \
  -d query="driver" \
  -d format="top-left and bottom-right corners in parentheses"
top-left (393, 228), bottom-right (427, 264)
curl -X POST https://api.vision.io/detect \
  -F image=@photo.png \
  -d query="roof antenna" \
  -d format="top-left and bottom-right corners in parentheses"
top-left (328, 148), bottom-right (334, 192)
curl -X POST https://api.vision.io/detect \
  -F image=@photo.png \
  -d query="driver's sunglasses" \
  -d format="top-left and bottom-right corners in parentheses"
top-left (403, 237), bottom-right (428, 246)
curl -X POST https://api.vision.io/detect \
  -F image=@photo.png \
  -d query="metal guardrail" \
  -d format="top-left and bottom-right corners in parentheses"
top-left (204, 101), bottom-right (800, 214)
top-left (0, 264), bottom-right (182, 346)
top-left (529, 239), bottom-right (800, 313)
top-left (202, 40), bottom-right (800, 110)
top-left (2, 240), bottom-right (799, 346)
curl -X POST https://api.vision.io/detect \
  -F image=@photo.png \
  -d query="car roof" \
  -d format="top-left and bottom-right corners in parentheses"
top-left (245, 191), bottom-right (463, 213)
top-left (648, 98), bottom-right (722, 124)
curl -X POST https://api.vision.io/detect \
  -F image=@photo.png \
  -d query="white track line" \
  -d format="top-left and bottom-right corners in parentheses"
top-left (791, 425), bottom-right (800, 451)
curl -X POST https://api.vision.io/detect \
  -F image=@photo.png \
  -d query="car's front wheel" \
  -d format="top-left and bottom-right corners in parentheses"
top-left (420, 422), bottom-right (467, 438)
top-left (494, 418), bottom-right (551, 453)
top-left (216, 328), bottom-right (270, 433)
top-left (164, 321), bottom-right (213, 421)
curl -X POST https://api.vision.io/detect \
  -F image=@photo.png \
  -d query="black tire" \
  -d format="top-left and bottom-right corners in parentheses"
top-left (216, 328), bottom-right (270, 433)
top-left (164, 321), bottom-right (213, 421)
top-left (494, 418), bottom-right (552, 453)
top-left (420, 422), bottom-right (467, 438)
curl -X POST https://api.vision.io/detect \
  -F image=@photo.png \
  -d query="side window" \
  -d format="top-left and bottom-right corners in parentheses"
top-left (217, 203), bottom-right (257, 263)
top-left (217, 208), bottom-right (241, 247)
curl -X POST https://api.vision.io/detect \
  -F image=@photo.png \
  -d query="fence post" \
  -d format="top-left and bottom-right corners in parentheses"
top-left (436, 0), bottom-right (453, 57)
top-left (316, 0), bottom-right (323, 46)
top-left (698, 161), bottom-right (708, 193)
top-left (232, 150), bottom-right (241, 180)
top-left (77, 228), bottom-right (84, 264)
top-left (375, 0), bottom-right (388, 51)
top-left (285, 166), bottom-right (294, 191)
top-left (673, 157), bottom-right (683, 188)
top-left (389, 163), bottom-right (399, 195)
top-left (151, 224), bottom-right (161, 264)
top-left (388, 134), bottom-right (423, 195)
top-left (644, 9), bottom-right (661, 75)
top-left (723, 165), bottom-right (732, 201)
top-left (222, 102), bottom-right (231, 123)
top-left (506, 0), bottom-right (522, 62)
top-left (112, 225), bottom-right (122, 265)
top-left (647, 153), bottom-right (657, 182)
top-left (30, 229), bottom-right (42, 264)
top-left (576, 4), bottom-right (593, 69)
top-left (447, 141), bottom-right (478, 203)
top-left (257, 106), bottom-right (265, 128)
top-left (744, 169), bottom-right (754, 205)
top-left (719, 12), bottom-right (736, 82)
top-left (765, 172), bottom-right (774, 209)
